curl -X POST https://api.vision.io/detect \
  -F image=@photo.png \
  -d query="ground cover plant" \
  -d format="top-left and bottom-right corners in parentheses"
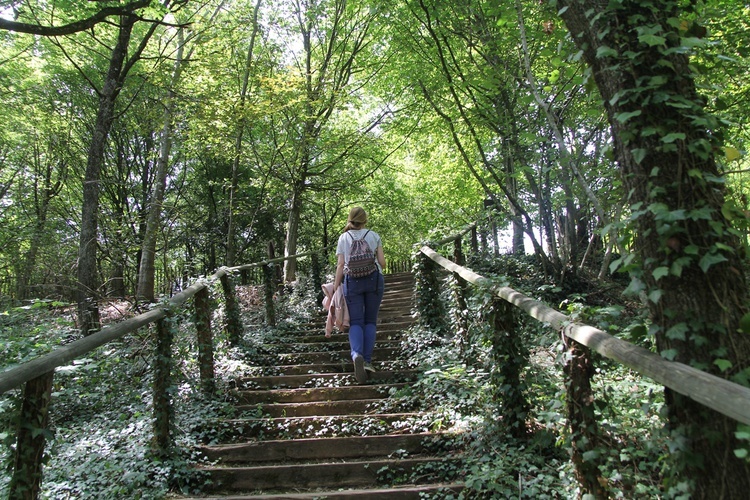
top-left (0, 283), bottom-right (256, 498)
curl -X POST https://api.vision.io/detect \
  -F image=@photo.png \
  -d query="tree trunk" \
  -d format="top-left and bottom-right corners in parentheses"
top-left (137, 28), bottom-right (186, 302)
top-left (283, 180), bottom-right (304, 282)
top-left (108, 260), bottom-right (126, 298)
top-left (558, 1), bottom-right (750, 495)
top-left (227, 0), bottom-right (263, 267)
top-left (17, 148), bottom-right (64, 300)
top-left (77, 16), bottom-right (136, 335)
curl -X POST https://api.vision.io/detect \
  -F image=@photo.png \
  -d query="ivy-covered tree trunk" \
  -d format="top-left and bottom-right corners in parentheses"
top-left (557, 0), bottom-right (750, 496)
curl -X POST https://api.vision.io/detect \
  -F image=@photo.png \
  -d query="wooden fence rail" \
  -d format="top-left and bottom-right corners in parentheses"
top-left (418, 245), bottom-right (750, 426)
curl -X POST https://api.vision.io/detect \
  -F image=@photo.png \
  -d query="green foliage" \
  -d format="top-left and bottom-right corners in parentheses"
top-left (1, 301), bottom-right (77, 368)
top-left (413, 248), bottom-right (450, 335)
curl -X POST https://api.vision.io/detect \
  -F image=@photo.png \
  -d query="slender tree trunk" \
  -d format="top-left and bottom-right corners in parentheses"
top-left (17, 145), bottom-right (65, 300)
top-left (558, 1), bottom-right (750, 495)
top-left (227, 0), bottom-right (262, 267)
top-left (18, 216), bottom-right (48, 301)
top-left (283, 179), bottom-right (304, 282)
top-left (137, 29), bottom-right (186, 302)
top-left (77, 16), bottom-right (136, 335)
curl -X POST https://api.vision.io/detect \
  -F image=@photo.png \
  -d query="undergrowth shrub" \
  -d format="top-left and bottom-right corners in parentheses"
top-left (406, 252), bottom-right (672, 498)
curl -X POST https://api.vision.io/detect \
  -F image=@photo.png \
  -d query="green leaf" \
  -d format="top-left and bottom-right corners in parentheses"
top-left (699, 252), bottom-right (728, 273)
top-left (725, 146), bottom-right (742, 162)
top-left (665, 323), bottom-right (688, 341)
top-left (652, 267), bottom-right (669, 280)
top-left (624, 277), bottom-right (646, 296)
top-left (639, 34), bottom-right (666, 46)
top-left (735, 448), bottom-right (749, 459)
top-left (596, 46), bottom-right (618, 58)
top-left (670, 257), bottom-right (691, 277)
top-left (661, 349), bottom-right (678, 360)
top-left (662, 132), bottom-right (686, 143)
top-left (631, 148), bottom-right (647, 164)
top-left (616, 110), bottom-right (641, 123)
top-left (648, 75), bottom-right (668, 86)
top-left (739, 313), bottom-right (750, 334)
top-left (648, 289), bottom-right (662, 303)
top-left (582, 450), bottom-right (600, 461)
top-left (681, 37), bottom-right (707, 48)
top-left (714, 359), bottom-right (732, 372)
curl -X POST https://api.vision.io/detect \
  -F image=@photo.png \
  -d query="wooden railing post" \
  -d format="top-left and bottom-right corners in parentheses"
top-left (470, 225), bottom-right (479, 255)
top-left (311, 252), bottom-right (323, 308)
top-left (415, 249), bottom-right (446, 334)
top-left (153, 313), bottom-right (175, 456)
top-left (263, 262), bottom-right (276, 327)
top-left (563, 338), bottom-right (606, 498)
top-left (220, 271), bottom-right (243, 345)
top-left (9, 371), bottom-right (54, 500)
top-left (451, 238), bottom-right (469, 353)
top-left (193, 286), bottom-right (215, 396)
top-left (489, 297), bottom-right (529, 439)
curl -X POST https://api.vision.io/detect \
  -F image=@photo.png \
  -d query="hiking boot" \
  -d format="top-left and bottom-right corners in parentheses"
top-left (364, 362), bottom-right (376, 373)
top-left (353, 354), bottom-right (367, 384)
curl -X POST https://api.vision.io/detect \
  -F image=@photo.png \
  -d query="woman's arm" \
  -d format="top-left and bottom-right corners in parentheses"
top-left (333, 253), bottom-right (345, 290)
top-left (376, 245), bottom-right (386, 270)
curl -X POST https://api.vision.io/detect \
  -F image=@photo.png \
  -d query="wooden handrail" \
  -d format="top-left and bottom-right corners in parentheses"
top-left (0, 243), bottom-right (326, 497)
top-left (419, 245), bottom-right (750, 426)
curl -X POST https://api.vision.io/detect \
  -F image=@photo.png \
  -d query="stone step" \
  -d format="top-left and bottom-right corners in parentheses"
top-left (270, 347), bottom-right (401, 367)
top-left (243, 398), bottom-right (413, 418)
top-left (261, 339), bottom-right (401, 354)
top-left (236, 384), bottom-right (407, 405)
top-left (207, 412), bottom-right (438, 441)
top-left (280, 330), bottom-right (405, 345)
top-left (249, 360), bottom-right (408, 377)
top-left (180, 483), bottom-right (463, 500)
top-left (290, 316), bottom-right (413, 331)
top-left (199, 432), bottom-right (451, 463)
top-left (237, 368), bottom-right (419, 390)
top-left (200, 456), bottom-right (461, 492)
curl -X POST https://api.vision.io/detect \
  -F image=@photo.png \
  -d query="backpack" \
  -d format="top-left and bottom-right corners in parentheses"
top-left (345, 230), bottom-right (377, 278)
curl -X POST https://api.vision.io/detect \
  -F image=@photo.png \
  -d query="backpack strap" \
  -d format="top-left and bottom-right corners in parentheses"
top-left (347, 229), bottom-right (370, 241)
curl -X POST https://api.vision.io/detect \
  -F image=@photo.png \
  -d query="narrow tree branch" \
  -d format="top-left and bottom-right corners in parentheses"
top-left (0, 1), bottom-right (152, 36)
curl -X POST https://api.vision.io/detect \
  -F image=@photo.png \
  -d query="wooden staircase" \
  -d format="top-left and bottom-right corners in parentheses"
top-left (186, 272), bottom-right (463, 499)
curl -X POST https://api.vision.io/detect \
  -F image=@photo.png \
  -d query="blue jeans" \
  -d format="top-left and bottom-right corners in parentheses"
top-left (343, 271), bottom-right (384, 363)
